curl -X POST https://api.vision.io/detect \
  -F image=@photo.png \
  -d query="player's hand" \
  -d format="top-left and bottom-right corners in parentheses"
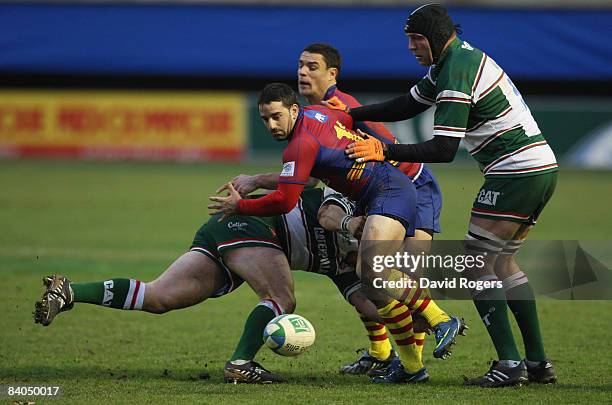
top-left (412, 313), bottom-right (433, 335)
top-left (231, 174), bottom-right (258, 197)
top-left (208, 182), bottom-right (242, 222)
top-left (347, 216), bottom-right (366, 240)
top-left (346, 131), bottom-right (386, 162)
top-left (321, 96), bottom-right (349, 113)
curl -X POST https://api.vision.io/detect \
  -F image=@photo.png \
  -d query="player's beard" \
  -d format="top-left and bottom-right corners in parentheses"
top-left (275, 116), bottom-right (295, 141)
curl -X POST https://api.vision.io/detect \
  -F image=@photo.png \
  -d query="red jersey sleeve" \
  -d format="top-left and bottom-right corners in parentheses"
top-left (236, 129), bottom-right (319, 216)
top-left (278, 130), bottom-right (319, 185)
top-left (237, 183), bottom-right (305, 216)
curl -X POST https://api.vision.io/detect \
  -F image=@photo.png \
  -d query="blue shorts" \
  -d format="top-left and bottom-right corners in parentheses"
top-left (413, 165), bottom-right (442, 234)
top-left (357, 163), bottom-right (417, 237)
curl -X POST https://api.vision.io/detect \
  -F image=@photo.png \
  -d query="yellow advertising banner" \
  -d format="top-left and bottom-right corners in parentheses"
top-left (0, 90), bottom-right (246, 160)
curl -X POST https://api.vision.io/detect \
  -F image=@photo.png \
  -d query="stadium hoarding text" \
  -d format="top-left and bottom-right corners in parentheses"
top-left (359, 240), bottom-right (612, 300)
top-left (0, 91), bottom-right (247, 161)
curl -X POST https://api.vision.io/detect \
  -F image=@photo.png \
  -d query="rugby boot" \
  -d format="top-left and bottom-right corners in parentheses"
top-left (463, 360), bottom-right (529, 388)
top-left (34, 275), bottom-right (74, 326)
top-left (223, 360), bottom-right (284, 384)
top-left (370, 361), bottom-right (429, 384)
top-left (432, 316), bottom-right (468, 359)
top-left (340, 349), bottom-right (398, 375)
top-left (526, 359), bottom-right (557, 384)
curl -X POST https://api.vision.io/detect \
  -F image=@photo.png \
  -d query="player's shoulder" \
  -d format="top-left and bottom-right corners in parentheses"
top-left (303, 105), bottom-right (334, 124)
top-left (303, 105), bottom-right (349, 129)
top-left (447, 39), bottom-right (484, 66)
top-left (333, 88), bottom-right (362, 109)
top-left (437, 38), bottom-right (485, 88)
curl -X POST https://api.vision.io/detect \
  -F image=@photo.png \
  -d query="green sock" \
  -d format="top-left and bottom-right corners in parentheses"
top-left (503, 273), bottom-right (547, 361)
top-left (472, 282), bottom-right (522, 361)
top-left (72, 279), bottom-right (144, 310)
top-left (230, 301), bottom-right (278, 362)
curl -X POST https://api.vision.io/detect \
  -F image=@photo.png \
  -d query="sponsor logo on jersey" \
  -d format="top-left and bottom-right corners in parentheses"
top-left (314, 227), bottom-right (331, 272)
top-left (280, 161), bottom-right (295, 177)
top-left (103, 280), bottom-right (114, 306)
top-left (228, 221), bottom-right (249, 230)
top-left (477, 189), bottom-right (501, 206)
top-left (305, 109), bottom-right (328, 123)
top-left (334, 121), bottom-right (362, 142)
top-left (461, 41), bottom-right (474, 51)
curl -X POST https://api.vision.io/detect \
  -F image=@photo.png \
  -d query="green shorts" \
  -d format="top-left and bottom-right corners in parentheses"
top-left (189, 214), bottom-right (283, 297)
top-left (471, 171), bottom-right (558, 225)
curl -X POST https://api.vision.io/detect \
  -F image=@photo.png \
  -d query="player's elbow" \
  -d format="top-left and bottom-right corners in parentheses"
top-left (435, 136), bottom-right (460, 163)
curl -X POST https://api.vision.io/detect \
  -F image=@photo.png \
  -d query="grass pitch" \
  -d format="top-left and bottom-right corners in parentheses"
top-left (1, 160), bottom-right (611, 403)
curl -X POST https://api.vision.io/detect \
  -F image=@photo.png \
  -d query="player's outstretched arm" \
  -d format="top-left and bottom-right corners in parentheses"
top-left (384, 136), bottom-right (461, 163)
top-left (317, 201), bottom-right (365, 239)
top-left (232, 173), bottom-right (319, 197)
top-left (327, 93), bottom-right (429, 123)
top-left (346, 135), bottom-right (460, 164)
top-left (231, 173), bottom-right (279, 196)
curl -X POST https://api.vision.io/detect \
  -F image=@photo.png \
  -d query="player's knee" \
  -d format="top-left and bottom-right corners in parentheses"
top-left (494, 249), bottom-right (522, 279)
top-left (465, 225), bottom-right (505, 260)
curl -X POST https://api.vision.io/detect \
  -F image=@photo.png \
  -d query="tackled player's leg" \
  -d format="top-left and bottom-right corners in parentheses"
top-left (222, 246), bottom-right (295, 384)
top-left (34, 250), bottom-right (227, 326)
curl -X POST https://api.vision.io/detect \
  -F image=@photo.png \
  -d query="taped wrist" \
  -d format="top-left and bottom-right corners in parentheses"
top-left (340, 215), bottom-right (353, 233)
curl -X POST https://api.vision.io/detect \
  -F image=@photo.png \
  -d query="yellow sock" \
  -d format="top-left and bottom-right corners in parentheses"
top-left (359, 313), bottom-right (392, 360)
top-left (378, 300), bottom-right (422, 373)
top-left (401, 286), bottom-right (450, 326)
top-left (414, 332), bottom-right (426, 363)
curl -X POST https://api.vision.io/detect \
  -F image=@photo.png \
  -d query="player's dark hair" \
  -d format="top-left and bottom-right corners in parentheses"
top-left (303, 43), bottom-right (342, 73)
top-left (258, 83), bottom-right (300, 108)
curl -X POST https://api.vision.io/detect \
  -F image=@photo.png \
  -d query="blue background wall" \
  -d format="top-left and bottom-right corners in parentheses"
top-left (1, 4), bottom-right (611, 80)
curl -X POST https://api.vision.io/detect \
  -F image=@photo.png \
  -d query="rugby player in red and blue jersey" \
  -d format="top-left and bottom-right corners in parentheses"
top-left (296, 43), bottom-right (466, 379)
top-left (210, 83), bottom-right (463, 383)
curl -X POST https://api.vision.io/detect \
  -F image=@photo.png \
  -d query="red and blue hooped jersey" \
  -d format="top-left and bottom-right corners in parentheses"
top-left (278, 105), bottom-right (378, 201)
top-left (323, 85), bottom-right (424, 181)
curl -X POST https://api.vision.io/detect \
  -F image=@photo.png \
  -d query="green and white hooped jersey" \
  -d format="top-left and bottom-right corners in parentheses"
top-left (411, 38), bottom-right (558, 177)
top-left (274, 188), bottom-right (357, 278)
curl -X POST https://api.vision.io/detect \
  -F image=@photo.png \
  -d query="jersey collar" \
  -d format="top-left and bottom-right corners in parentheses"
top-left (433, 36), bottom-right (461, 72)
top-left (323, 85), bottom-right (338, 101)
top-left (439, 37), bottom-right (461, 62)
top-left (288, 107), bottom-right (305, 141)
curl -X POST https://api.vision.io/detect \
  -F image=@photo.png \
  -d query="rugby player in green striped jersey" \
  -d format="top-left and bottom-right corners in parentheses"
top-left (325, 3), bottom-right (557, 388)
